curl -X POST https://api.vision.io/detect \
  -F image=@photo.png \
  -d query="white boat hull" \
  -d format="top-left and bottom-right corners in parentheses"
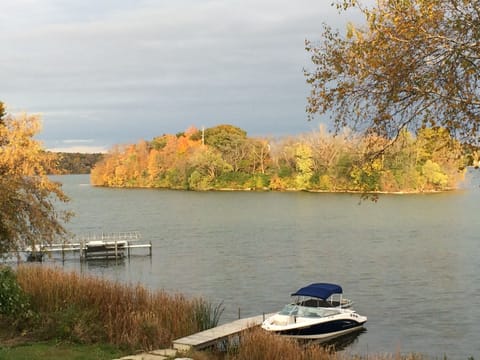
top-left (262, 309), bottom-right (367, 341)
top-left (280, 324), bottom-right (365, 341)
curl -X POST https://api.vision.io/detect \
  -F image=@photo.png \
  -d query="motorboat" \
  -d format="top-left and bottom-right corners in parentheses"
top-left (261, 283), bottom-right (367, 341)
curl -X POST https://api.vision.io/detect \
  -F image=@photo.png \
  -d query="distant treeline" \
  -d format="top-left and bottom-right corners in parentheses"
top-left (91, 124), bottom-right (470, 193)
top-left (50, 152), bottom-right (104, 174)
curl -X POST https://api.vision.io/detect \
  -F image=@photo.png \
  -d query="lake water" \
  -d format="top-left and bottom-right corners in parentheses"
top-left (46, 170), bottom-right (480, 359)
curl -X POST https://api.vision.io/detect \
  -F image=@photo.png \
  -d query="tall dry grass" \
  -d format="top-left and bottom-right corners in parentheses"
top-left (227, 328), bottom-right (428, 360)
top-left (228, 328), bottom-right (338, 360)
top-left (15, 265), bottom-right (210, 350)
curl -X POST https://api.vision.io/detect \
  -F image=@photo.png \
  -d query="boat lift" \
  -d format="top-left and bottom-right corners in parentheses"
top-left (26, 231), bottom-right (152, 262)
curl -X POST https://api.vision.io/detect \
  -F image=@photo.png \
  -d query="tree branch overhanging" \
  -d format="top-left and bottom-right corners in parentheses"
top-left (306, 0), bottom-right (480, 148)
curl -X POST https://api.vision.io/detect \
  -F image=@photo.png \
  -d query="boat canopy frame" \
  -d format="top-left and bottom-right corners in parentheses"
top-left (291, 283), bottom-right (343, 300)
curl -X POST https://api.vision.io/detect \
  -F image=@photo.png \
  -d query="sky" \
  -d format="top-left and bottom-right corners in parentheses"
top-left (1, 0), bottom-right (365, 153)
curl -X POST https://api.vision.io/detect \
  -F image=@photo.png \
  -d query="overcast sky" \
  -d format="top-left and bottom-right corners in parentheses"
top-left (1, 0), bottom-right (365, 152)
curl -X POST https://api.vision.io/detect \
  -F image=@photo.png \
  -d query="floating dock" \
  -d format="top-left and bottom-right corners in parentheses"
top-left (26, 231), bottom-right (152, 262)
top-left (172, 313), bottom-right (273, 351)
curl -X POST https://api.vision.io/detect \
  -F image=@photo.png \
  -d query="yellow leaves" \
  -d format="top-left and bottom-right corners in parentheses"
top-left (294, 143), bottom-right (314, 190)
top-left (318, 175), bottom-right (333, 191)
top-left (0, 113), bottom-right (47, 177)
top-left (421, 159), bottom-right (448, 187)
top-left (346, 22), bottom-right (355, 40)
top-left (0, 106), bottom-right (70, 252)
top-left (371, 157), bottom-right (384, 171)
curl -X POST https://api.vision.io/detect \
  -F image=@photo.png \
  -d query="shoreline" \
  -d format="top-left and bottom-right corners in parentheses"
top-left (88, 183), bottom-right (460, 195)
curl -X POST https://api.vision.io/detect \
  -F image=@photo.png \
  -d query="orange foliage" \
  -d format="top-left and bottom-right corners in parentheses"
top-left (91, 127), bottom-right (203, 188)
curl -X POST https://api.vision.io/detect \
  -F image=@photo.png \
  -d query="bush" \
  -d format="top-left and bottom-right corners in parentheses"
top-left (215, 171), bottom-right (251, 189)
top-left (0, 266), bottom-right (31, 318)
top-left (251, 174), bottom-right (270, 189)
top-left (40, 305), bottom-right (104, 343)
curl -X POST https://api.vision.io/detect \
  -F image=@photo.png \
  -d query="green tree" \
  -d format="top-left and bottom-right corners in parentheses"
top-left (198, 124), bottom-right (250, 172)
top-left (0, 104), bottom-right (71, 256)
top-left (306, 0), bottom-right (480, 148)
top-left (188, 147), bottom-right (233, 190)
top-left (199, 124), bottom-right (247, 149)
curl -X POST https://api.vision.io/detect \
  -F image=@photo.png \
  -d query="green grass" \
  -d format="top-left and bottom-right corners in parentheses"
top-left (0, 341), bottom-right (125, 360)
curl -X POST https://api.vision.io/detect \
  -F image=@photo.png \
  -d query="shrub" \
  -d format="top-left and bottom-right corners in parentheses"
top-left (0, 266), bottom-right (31, 319)
top-left (251, 174), bottom-right (270, 190)
top-left (41, 304), bottom-right (104, 343)
top-left (215, 171), bottom-right (251, 189)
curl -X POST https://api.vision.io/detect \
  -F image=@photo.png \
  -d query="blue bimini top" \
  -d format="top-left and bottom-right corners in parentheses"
top-left (291, 283), bottom-right (343, 300)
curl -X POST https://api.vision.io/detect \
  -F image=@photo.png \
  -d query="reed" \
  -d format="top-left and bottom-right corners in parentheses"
top-left (194, 299), bottom-right (224, 331)
top-left (228, 327), bottom-right (337, 360)
top-left (226, 328), bottom-right (433, 360)
top-left (14, 265), bottom-right (216, 351)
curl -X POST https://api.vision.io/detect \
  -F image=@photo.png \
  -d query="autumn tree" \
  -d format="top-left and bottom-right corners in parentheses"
top-left (90, 123), bottom-right (466, 192)
top-left (306, 0), bottom-right (480, 150)
top-left (291, 143), bottom-right (312, 189)
top-left (268, 137), bottom-right (297, 190)
top-left (0, 103), bottom-right (5, 125)
top-left (0, 104), bottom-right (71, 256)
top-left (248, 138), bottom-right (271, 174)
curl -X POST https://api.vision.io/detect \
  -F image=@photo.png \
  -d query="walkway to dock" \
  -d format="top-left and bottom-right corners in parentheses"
top-left (172, 313), bottom-right (273, 351)
top-left (115, 314), bottom-right (273, 360)
top-left (114, 313), bottom-right (276, 359)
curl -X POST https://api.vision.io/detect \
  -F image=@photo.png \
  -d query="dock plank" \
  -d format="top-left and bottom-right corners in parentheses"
top-left (173, 313), bottom-right (274, 351)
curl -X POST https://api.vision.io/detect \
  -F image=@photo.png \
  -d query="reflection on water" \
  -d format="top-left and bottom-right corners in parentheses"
top-left (321, 328), bottom-right (367, 352)
top-left (79, 258), bottom-right (126, 270)
top-left (40, 170), bottom-right (480, 358)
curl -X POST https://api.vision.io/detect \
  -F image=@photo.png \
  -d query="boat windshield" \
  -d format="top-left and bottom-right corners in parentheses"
top-left (278, 304), bottom-right (340, 318)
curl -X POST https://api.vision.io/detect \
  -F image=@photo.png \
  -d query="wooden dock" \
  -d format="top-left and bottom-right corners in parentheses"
top-left (172, 313), bottom-right (274, 351)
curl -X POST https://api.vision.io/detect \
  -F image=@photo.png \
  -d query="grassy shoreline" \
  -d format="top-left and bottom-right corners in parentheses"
top-left (0, 339), bottom-right (125, 360)
top-left (0, 265), bottom-right (473, 360)
top-left (1, 265), bottom-right (220, 351)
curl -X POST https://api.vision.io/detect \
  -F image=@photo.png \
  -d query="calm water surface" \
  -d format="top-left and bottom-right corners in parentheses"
top-left (48, 170), bottom-right (480, 359)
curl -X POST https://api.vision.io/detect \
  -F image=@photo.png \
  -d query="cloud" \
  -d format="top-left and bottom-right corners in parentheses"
top-left (48, 145), bottom-right (108, 153)
top-left (47, 139), bottom-right (107, 153)
top-left (61, 139), bottom-right (95, 144)
top-left (1, 0), bottom-right (366, 151)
